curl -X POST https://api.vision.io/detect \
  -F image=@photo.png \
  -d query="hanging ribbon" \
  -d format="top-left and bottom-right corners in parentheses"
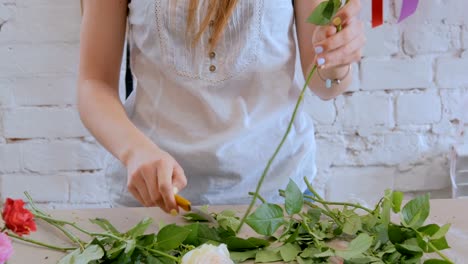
top-left (398, 0), bottom-right (419, 23)
top-left (371, 0), bottom-right (383, 28)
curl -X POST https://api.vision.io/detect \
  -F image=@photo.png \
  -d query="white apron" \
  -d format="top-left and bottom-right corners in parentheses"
top-left (105, 0), bottom-right (317, 207)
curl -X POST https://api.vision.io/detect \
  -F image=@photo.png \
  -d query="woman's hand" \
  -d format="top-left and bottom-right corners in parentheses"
top-left (126, 143), bottom-right (187, 214)
top-left (312, 0), bottom-right (365, 69)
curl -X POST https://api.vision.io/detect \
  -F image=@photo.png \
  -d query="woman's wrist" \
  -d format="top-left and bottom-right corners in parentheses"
top-left (318, 64), bottom-right (351, 80)
top-left (119, 133), bottom-right (160, 167)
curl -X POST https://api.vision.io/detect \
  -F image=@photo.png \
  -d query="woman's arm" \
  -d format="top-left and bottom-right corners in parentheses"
top-left (78, 0), bottom-right (186, 212)
top-left (294, 0), bottom-right (364, 100)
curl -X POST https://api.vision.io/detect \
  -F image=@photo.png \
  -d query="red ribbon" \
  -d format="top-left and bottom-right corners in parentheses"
top-left (372, 0), bottom-right (383, 28)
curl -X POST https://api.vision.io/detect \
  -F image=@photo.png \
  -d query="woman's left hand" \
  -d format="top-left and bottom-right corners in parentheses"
top-left (312, 0), bottom-right (365, 69)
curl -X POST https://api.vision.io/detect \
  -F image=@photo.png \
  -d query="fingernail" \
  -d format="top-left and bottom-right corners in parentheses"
top-left (326, 79), bottom-right (332, 89)
top-left (170, 209), bottom-right (178, 216)
top-left (333, 17), bottom-right (342, 26)
top-left (315, 46), bottom-right (324, 54)
top-left (317, 57), bottom-right (326, 66)
top-left (173, 187), bottom-right (179, 194)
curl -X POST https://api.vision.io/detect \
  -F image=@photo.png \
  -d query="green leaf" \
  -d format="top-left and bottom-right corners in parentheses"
top-left (423, 259), bottom-right (453, 264)
top-left (306, 0), bottom-right (340, 25)
top-left (285, 179), bottom-right (304, 215)
top-left (392, 191), bottom-right (404, 213)
top-left (395, 243), bottom-right (423, 254)
top-left (296, 256), bottom-right (315, 264)
top-left (125, 217), bottom-right (153, 238)
top-left (183, 223), bottom-right (221, 246)
top-left (431, 223), bottom-right (451, 240)
top-left (343, 214), bottom-right (362, 235)
top-left (156, 224), bottom-right (191, 250)
top-left (245, 203), bottom-right (285, 236)
top-left (230, 250), bottom-right (258, 262)
top-left (225, 236), bottom-right (269, 251)
top-left (279, 243), bottom-right (301, 262)
top-left (401, 193), bottom-right (430, 229)
top-left (418, 224), bottom-right (440, 237)
top-left (375, 223), bottom-right (389, 244)
top-left (388, 224), bottom-right (406, 244)
top-left (306, 208), bottom-right (322, 225)
top-left (90, 218), bottom-right (121, 235)
top-left (300, 246), bottom-right (321, 258)
top-left (58, 245), bottom-right (105, 264)
top-left (335, 233), bottom-right (373, 260)
top-left (183, 213), bottom-right (209, 222)
top-left (124, 239), bottom-right (136, 254)
top-left (313, 249), bottom-right (335, 258)
top-left (255, 249), bottom-right (283, 263)
top-left (284, 223), bottom-right (300, 244)
top-left (137, 234), bottom-right (157, 248)
top-left (216, 210), bottom-right (240, 232)
top-left (106, 242), bottom-right (126, 260)
top-left (429, 236), bottom-right (450, 252)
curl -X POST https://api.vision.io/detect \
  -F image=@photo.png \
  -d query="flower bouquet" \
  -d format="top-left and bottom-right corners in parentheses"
top-left (1, 1), bottom-right (454, 263)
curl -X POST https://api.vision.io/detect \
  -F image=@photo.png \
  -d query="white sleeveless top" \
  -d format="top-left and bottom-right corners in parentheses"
top-left (105, 0), bottom-right (317, 207)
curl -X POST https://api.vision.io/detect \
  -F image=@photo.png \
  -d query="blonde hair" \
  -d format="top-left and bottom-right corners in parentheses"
top-left (187, 0), bottom-right (239, 49)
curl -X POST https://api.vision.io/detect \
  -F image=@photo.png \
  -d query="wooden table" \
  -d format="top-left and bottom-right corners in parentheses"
top-left (9, 200), bottom-right (468, 263)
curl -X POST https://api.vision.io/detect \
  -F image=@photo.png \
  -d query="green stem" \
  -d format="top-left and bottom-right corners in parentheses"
top-left (304, 176), bottom-right (333, 213)
top-left (7, 232), bottom-right (75, 252)
top-left (142, 247), bottom-right (179, 262)
top-left (91, 232), bottom-right (178, 261)
top-left (304, 195), bottom-right (373, 214)
top-left (24, 192), bottom-right (50, 217)
top-left (53, 224), bottom-right (85, 250)
top-left (303, 200), bottom-right (343, 227)
top-left (248, 192), bottom-right (266, 204)
top-left (1, 227), bottom-right (6, 232)
top-left (33, 213), bottom-right (93, 237)
top-left (427, 241), bottom-right (454, 263)
top-left (236, 65), bottom-right (318, 234)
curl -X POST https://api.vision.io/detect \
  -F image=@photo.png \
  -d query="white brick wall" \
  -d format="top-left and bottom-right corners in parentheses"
top-left (0, 0), bottom-right (466, 208)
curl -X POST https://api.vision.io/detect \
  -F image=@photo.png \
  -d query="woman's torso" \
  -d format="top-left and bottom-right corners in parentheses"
top-left (105, 0), bottom-right (317, 206)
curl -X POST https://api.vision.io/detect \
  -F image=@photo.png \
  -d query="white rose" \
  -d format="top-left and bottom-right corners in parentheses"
top-left (181, 244), bottom-right (234, 264)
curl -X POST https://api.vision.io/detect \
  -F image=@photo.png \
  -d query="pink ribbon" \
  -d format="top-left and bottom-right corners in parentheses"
top-left (398, 0), bottom-right (419, 23)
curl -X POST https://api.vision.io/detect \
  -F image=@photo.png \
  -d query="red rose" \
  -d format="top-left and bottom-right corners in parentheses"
top-left (2, 198), bottom-right (37, 236)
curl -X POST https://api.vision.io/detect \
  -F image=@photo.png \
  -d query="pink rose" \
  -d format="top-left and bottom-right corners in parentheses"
top-left (0, 232), bottom-right (13, 264)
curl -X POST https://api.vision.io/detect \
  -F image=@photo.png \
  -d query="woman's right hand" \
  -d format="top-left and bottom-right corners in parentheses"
top-left (125, 143), bottom-right (187, 214)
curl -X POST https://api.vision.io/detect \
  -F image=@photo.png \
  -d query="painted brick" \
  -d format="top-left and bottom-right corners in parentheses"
top-left (3, 108), bottom-right (88, 138)
top-left (347, 62), bottom-right (360, 92)
top-left (463, 25), bottom-right (468, 50)
top-left (325, 166), bottom-right (395, 205)
top-left (0, 44), bottom-right (79, 78)
top-left (363, 24), bottom-right (399, 57)
top-left (335, 92), bottom-right (393, 128)
top-left (403, 23), bottom-right (461, 55)
top-left (315, 134), bottom-right (347, 169)
top-left (347, 132), bottom-right (430, 166)
top-left (440, 88), bottom-right (468, 121)
top-left (436, 57), bottom-right (468, 89)
top-left (1, 174), bottom-right (68, 202)
top-left (0, 144), bottom-right (21, 173)
top-left (361, 57), bottom-right (433, 90)
top-left (396, 90), bottom-right (442, 125)
top-left (0, 4), bottom-right (80, 44)
top-left (22, 141), bottom-right (105, 172)
top-left (0, 78), bottom-right (13, 107)
top-left (395, 157), bottom-right (451, 191)
top-left (12, 76), bottom-right (77, 106)
top-left (303, 93), bottom-right (336, 125)
top-left (69, 173), bottom-right (109, 203)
